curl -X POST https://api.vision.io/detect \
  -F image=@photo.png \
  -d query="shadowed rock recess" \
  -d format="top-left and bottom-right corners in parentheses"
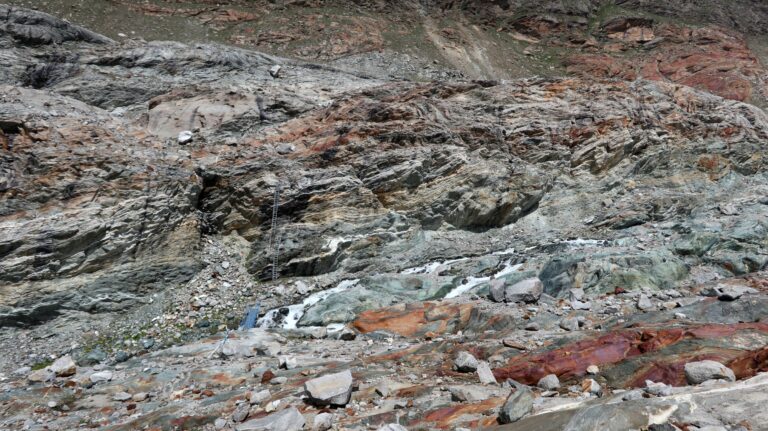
top-left (1, 2), bottom-right (768, 431)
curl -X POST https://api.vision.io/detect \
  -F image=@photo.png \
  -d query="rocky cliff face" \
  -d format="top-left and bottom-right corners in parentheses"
top-left (1, 3), bottom-right (768, 431)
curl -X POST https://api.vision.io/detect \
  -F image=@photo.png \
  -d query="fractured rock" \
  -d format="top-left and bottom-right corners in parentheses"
top-left (684, 360), bottom-right (736, 385)
top-left (304, 370), bottom-right (353, 406)
top-left (498, 385), bottom-right (534, 424)
top-left (477, 361), bottom-right (497, 384)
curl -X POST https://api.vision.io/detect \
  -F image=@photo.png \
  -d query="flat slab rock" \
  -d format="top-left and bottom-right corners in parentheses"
top-left (235, 407), bottom-right (305, 431)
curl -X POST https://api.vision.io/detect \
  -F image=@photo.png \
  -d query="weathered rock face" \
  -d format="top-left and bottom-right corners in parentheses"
top-left (3, 4), bottom-right (768, 431)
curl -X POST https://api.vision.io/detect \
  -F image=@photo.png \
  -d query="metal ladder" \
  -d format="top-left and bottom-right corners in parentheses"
top-left (269, 184), bottom-right (281, 281)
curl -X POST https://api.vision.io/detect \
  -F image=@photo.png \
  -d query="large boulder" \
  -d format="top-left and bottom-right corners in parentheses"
top-left (684, 360), bottom-right (736, 385)
top-left (498, 385), bottom-right (534, 424)
top-left (304, 370), bottom-right (354, 407)
top-left (504, 278), bottom-right (543, 303)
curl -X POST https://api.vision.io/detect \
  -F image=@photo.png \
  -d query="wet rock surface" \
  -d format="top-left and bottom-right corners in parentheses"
top-left (1, 2), bottom-right (768, 431)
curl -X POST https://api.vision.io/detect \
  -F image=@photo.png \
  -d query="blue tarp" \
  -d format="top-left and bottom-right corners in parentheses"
top-left (240, 303), bottom-right (261, 330)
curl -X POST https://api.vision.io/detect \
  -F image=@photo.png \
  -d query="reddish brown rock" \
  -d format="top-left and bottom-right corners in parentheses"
top-left (492, 322), bottom-right (768, 388)
top-left (352, 302), bottom-right (474, 337)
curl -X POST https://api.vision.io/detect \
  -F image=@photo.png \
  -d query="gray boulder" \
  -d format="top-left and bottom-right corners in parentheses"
top-left (304, 370), bottom-right (353, 406)
top-left (537, 374), bottom-right (560, 390)
top-left (454, 351), bottom-right (479, 372)
top-left (505, 278), bottom-right (543, 303)
top-left (489, 279), bottom-right (506, 302)
top-left (50, 355), bottom-right (76, 377)
top-left (498, 385), bottom-right (534, 424)
top-left (235, 407), bottom-right (305, 431)
top-left (684, 360), bottom-right (736, 385)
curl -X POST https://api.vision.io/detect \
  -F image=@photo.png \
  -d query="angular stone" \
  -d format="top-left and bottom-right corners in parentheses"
top-left (489, 279), bottom-right (506, 302)
top-left (498, 386), bottom-right (534, 424)
top-left (477, 361), bottom-right (497, 384)
top-left (304, 370), bottom-right (353, 407)
top-left (377, 425), bottom-right (408, 431)
top-left (50, 356), bottom-right (76, 377)
top-left (582, 378), bottom-right (602, 396)
top-left (684, 360), bottom-right (736, 385)
top-left (637, 294), bottom-right (654, 311)
top-left (537, 374), bottom-right (560, 390)
top-left (454, 351), bottom-right (479, 372)
top-left (235, 407), bottom-right (305, 431)
top-left (505, 278), bottom-right (543, 303)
